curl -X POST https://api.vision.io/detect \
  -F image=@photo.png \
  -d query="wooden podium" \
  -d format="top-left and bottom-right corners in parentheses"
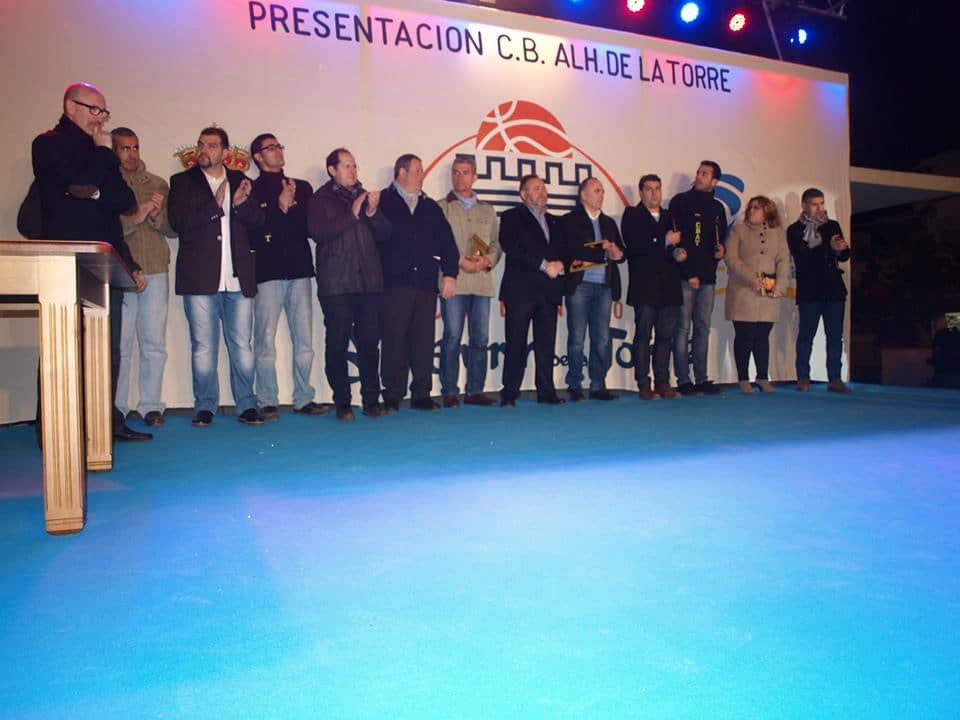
top-left (0, 240), bottom-right (134, 534)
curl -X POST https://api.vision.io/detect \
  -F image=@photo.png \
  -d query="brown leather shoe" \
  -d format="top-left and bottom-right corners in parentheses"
top-left (638, 385), bottom-right (656, 401)
top-left (827, 379), bottom-right (853, 394)
top-left (796, 379), bottom-right (811, 392)
top-left (362, 403), bottom-right (387, 417)
top-left (568, 389), bottom-right (586, 402)
top-left (463, 393), bottom-right (497, 406)
top-left (443, 394), bottom-right (460, 408)
top-left (654, 385), bottom-right (680, 399)
top-left (336, 405), bottom-right (356, 421)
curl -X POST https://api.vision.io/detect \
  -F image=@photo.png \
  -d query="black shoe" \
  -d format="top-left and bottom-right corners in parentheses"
top-left (696, 381), bottom-right (723, 395)
top-left (261, 405), bottom-right (280, 421)
top-left (336, 405), bottom-right (356, 421)
top-left (589, 389), bottom-right (618, 401)
top-left (294, 402), bottom-right (329, 416)
top-left (410, 397), bottom-right (440, 411)
top-left (114, 422), bottom-right (153, 441)
top-left (676, 382), bottom-right (697, 396)
top-left (238, 408), bottom-right (265, 425)
top-left (500, 397), bottom-right (517, 407)
top-left (383, 401), bottom-right (400, 414)
top-left (144, 411), bottom-right (165, 427)
top-left (568, 389), bottom-right (586, 403)
top-left (192, 410), bottom-right (214, 427)
top-left (537, 394), bottom-right (566, 405)
top-left (362, 403), bottom-right (387, 417)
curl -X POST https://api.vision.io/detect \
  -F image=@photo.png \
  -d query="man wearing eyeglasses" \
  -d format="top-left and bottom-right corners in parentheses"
top-left (247, 133), bottom-right (326, 420)
top-left (31, 82), bottom-right (152, 442)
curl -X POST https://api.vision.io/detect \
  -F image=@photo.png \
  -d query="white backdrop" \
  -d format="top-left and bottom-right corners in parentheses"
top-left (0, 0), bottom-right (850, 420)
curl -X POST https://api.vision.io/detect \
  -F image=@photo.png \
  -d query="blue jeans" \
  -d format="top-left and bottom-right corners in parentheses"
top-left (440, 294), bottom-right (491, 396)
top-left (674, 281), bottom-right (716, 386)
top-left (796, 300), bottom-right (845, 381)
top-left (182, 292), bottom-right (257, 414)
top-left (565, 281), bottom-right (613, 391)
top-left (254, 278), bottom-right (316, 409)
top-left (116, 272), bottom-right (169, 416)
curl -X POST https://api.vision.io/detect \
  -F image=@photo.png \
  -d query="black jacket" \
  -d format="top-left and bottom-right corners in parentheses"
top-left (498, 205), bottom-right (565, 307)
top-left (666, 187), bottom-right (728, 285)
top-left (307, 180), bottom-right (389, 297)
top-left (378, 185), bottom-right (459, 293)
top-left (620, 204), bottom-right (683, 308)
top-left (556, 205), bottom-right (625, 301)
top-left (168, 165), bottom-right (264, 297)
top-left (31, 115), bottom-right (139, 271)
top-left (787, 218), bottom-right (850, 303)
top-left (249, 172), bottom-right (314, 284)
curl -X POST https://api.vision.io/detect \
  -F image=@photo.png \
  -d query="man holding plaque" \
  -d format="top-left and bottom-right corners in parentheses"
top-left (437, 154), bottom-right (502, 408)
top-left (557, 177), bottom-right (625, 401)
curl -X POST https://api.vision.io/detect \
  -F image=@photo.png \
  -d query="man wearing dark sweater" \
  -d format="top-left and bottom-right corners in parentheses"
top-left (667, 160), bottom-right (728, 395)
top-left (248, 134), bottom-right (326, 419)
top-left (378, 154), bottom-right (459, 411)
top-left (787, 187), bottom-right (852, 393)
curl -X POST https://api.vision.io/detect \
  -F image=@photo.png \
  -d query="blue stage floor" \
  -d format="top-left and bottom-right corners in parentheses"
top-left (1, 384), bottom-right (958, 719)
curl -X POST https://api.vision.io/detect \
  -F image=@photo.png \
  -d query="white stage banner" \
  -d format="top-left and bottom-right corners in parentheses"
top-left (0, 0), bottom-right (850, 417)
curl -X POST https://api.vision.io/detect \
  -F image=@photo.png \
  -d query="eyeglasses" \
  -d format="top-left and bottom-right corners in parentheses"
top-left (259, 144), bottom-right (284, 153)
top-left (72, 99), bottom-right (111, 117)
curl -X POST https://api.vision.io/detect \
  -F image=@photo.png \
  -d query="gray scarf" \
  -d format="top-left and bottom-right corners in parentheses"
top-left (798, 212), bottom-right (827, 249)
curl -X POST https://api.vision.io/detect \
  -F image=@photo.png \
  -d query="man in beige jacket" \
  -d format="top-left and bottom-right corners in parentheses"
top-left (113, 127), bottom-right (176, 427)
top-left (437, 154), bottom-right (502, 407)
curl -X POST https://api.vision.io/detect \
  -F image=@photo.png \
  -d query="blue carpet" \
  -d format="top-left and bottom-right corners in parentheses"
top-left (1, 385), bottom-right (958, 719)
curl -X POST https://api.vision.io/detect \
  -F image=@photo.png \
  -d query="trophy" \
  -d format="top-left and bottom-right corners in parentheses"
top-left (757, 272), bottom-right (777, 297)
top-left (569, 240), bottom-right (605, 273)
top-left (469, 234), bottom-right (489, 258)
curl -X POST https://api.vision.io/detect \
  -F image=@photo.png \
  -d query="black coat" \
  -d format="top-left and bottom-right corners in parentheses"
top-left (498, 205), bottom-right (565, 307)
top-left (377, 185), bottom-right (459, 293)
top-left (620, 204), bottom-right (683, 308)
top-left (168, 165), bottom-right (264, 298)
top-left (666, 187), bottom-right (728, 285)
top-left (556, 205), bottom-right (625, 302)
top-left (308, 180), bottom-right (389, 297)
top-left (31, 115), bottom-right (138, 270)
top-left (787, 218), bottom-right (850, 303)
top-left (249, 172), bottom-right (314, 283)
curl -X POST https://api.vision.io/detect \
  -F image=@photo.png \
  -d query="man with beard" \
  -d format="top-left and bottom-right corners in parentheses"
top-left (168, 127), bottom-right (265, 426)
top-left (31, 82), bottom-right (150, 442)
top-left (307, 148), bottom-right (391, 420)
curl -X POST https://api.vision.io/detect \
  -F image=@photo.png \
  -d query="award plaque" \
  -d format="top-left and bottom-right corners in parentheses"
top-left (469, 234), bottom-right (489, 257)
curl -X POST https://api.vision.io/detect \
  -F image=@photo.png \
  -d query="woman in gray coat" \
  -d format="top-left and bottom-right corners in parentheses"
top-left (724, 196), bottom-right (790, 394)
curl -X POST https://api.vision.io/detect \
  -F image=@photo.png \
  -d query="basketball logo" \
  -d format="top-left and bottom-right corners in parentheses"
top-left (475, 101), bottom-right (574, 159)
top-left (425, 99), bottom-right (628, 214)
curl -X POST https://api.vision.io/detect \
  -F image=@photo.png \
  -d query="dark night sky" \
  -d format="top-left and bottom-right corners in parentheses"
top-left (847, 1), bottom-right (958, 172)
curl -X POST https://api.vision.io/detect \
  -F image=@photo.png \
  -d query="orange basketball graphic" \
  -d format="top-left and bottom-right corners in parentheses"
top-left (475, 101), bottom-right (574, 158)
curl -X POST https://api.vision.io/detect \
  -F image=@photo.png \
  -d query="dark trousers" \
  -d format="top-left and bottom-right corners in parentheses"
top-left (501, 296), bottom-right (558, 400)
top-left (796, 301), bottom-right (845, 381)
top-left (732, 320), bottom-right (774, 381)
top-left (381, 286), bottom-right (437, 403)
top-left (634, 304), bottom-right (680, 388)
top-left (319, 292), bottom-right (382, 407)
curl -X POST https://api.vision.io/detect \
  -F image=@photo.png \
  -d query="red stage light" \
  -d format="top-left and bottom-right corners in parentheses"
top-left (627, 0), bottom-right (646, 13)
top-left (729, 12), bottom-right (747, 32)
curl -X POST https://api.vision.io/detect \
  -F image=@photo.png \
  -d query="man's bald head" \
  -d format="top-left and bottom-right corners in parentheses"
top-left (62, 82), bottom-right (109, 137)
